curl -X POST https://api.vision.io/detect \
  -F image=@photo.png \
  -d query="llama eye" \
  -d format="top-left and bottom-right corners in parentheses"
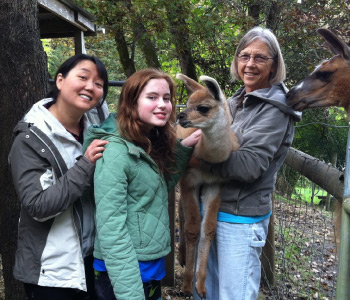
top-left (315, 71), bottom-right (332, 82)
top-left (197, 106), bottom-right (210, 114)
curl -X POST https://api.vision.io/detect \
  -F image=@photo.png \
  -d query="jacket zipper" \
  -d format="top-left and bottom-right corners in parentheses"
top-left (31, 128), bottom-right (84, 253)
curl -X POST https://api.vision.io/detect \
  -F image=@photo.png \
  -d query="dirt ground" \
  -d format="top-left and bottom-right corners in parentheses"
top-left (0, 198), bottom-right (337, 300)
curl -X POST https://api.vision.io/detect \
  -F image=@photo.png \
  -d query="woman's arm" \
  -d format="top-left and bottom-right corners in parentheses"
top-left (9, 133), bottom-right (95, 221)
top-left (166, 141), bottom-right (194, 191)
top-left (94, 145), bottom-right (145, 300)
top-left (200, 104), bottom-right (291, 183)
top-left (166, 129), bottom-right (201, 190)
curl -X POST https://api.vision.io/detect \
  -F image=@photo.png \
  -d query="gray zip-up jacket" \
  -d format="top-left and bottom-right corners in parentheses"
top-left (201, 83), bottom-right (302, 216)
top-left (8, 98), bottom-right (108, 291)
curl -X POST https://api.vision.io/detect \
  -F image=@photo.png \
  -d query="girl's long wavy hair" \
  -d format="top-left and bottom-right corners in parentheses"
top-left (117, 69), bottom-right (177, 177)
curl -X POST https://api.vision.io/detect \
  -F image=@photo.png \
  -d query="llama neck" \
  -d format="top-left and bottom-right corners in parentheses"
top-left (194, 121), bottom-right (233, 163)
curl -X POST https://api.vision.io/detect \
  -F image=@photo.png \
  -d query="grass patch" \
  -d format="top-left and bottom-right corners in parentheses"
top-left (292, 185), bottom-right (327, 205)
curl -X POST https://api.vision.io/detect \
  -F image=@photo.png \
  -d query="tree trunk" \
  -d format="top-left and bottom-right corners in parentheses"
top-left (123, 0), bottom-right (161, 69)
top-left (132, 21), bottom-right (161, 69)
top-left (0, 0), bottom-right (49, 299)
top-left (285, 147), bottom-right (344, 200)
top-left (164, 1), bottom-right (198, 81)
top-left (113, 26), bottom-right (136, 78)
top-left (266, 1), bottom-right (281, 31)
top-left (248, 3), bottom-right (260, 25)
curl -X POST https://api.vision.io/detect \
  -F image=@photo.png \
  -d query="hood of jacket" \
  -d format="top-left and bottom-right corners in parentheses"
top-left (24, 98), bottom-right (95, 139)
top-left (22, 98), bottom-right (86, 169)
top-left (234, 83), bottom-right (302, 122)
top-left (83, 113), bottom-right (118, 150)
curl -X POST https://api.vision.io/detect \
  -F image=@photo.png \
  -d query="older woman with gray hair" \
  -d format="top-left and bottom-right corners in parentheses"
top-left (194, 27), bottom-right (302, 299)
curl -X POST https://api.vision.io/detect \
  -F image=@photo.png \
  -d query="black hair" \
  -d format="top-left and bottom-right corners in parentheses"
top-left (47, 54), bottom-right (109, 106)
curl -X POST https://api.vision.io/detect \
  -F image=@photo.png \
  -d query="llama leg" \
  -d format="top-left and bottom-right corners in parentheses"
top-left (181, 182), bottom-right (201, 296)
top-left (195, 185), bottom-right (221, 299)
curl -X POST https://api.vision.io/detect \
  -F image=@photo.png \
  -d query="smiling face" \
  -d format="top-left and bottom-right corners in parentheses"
top-left (56, 60), bottom-right (104, 115)
top-left (137, 78), bottom-right (173, 131)
top-left (238, 39), bottom-right (275, 93)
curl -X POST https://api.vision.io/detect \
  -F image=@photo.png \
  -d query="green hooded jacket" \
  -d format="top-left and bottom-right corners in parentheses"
top-left (83, 114), bottom-right (193, 300)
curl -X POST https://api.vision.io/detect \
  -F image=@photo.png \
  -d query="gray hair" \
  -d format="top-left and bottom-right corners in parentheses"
top-left (230, 26), bottom-right (286, 85)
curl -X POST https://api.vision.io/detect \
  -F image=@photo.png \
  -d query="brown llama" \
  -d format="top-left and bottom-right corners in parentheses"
top-left (287, 28), bottom-right (350, 113)
top-left (286, 28), bottom-right (350, 248)
top-left (176, 74), bottom-right (240, 298)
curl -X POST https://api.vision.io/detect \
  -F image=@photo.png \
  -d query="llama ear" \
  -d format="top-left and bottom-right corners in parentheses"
top-left (199, 75), bottom-right (225, 102)
top-left (317, 28), bottom-right (350, 61)
top-left (176, 73), bottom-right (203, 93)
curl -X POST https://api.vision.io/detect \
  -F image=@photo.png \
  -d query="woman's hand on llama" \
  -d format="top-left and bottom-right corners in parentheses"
top-left (181, 129), bottom-right (201, 147)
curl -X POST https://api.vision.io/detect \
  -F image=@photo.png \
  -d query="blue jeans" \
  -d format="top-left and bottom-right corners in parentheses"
top-left (193, 218), bottom-right (269, 300)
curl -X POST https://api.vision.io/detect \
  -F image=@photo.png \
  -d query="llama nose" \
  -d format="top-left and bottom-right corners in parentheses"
top-left (177, 111), bottom-right (186, 121)
top-left (177, 111), bottom-right (190, 127)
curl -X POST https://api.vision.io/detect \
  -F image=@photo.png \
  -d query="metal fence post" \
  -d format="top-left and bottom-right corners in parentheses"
top-left (335, 125), bottom-right (350, 299)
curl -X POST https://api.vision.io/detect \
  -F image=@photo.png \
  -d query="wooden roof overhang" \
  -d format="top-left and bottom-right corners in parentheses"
top-left (38, 0), bottom-right (97, 53)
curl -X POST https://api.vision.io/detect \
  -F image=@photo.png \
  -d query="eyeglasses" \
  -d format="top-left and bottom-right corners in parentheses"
top-left (237, 54), bottom-right (275, 64)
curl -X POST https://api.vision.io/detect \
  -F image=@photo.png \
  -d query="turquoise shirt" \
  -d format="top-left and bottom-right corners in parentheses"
top-left (217, 211), bottom-right (272, 223)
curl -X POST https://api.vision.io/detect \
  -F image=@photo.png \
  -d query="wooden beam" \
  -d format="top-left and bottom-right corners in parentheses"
top-left (163, 189), bottom-right (176, 287)
top-left (38, 0), bottom-right (74, 23)
top-left (38, 0), bottom-right (90, 32)
top-left (76, 12), bottom-right (95, 32)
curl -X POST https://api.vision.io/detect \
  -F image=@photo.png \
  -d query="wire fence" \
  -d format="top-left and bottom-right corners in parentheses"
top-left (261, 165), bottom-right (338, 300)
top-left (0, 97), bottom-right (341, 299)
top-left (163, 162), bottom-right (339, 300)
top-left (0, 161), bottom-right (340, 300)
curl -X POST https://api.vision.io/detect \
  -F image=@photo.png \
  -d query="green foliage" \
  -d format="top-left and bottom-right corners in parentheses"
top-left (293, 107), bottom-right (348, 168)
top-left (44, 39), bottom-right (75, 78)
top-left (188, 0), bottom-right (252, 89)
top-left (44, 0), bottom-right (350, 166)
top-left (277, 0), bottom-right (349, 87)
top-left (84, 32), bottom-right (126, 106)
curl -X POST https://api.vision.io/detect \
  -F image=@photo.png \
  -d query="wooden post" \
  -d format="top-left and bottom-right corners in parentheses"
top-left (163, 189), bottom-right (176, 287)
top-left (74, 31), bottom-right (86, 54)
top-left (261, 196), bottom-right (275, 287)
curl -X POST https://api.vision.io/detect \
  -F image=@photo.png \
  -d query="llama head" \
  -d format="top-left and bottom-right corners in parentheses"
top-left (176, 74), bottom-right (232, 130)
top-left (287, 28), bottom-right (350, 114)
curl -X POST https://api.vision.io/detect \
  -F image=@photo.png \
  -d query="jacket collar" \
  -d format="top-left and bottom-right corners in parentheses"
top-left (230, 83), bottom-right (302, 121)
